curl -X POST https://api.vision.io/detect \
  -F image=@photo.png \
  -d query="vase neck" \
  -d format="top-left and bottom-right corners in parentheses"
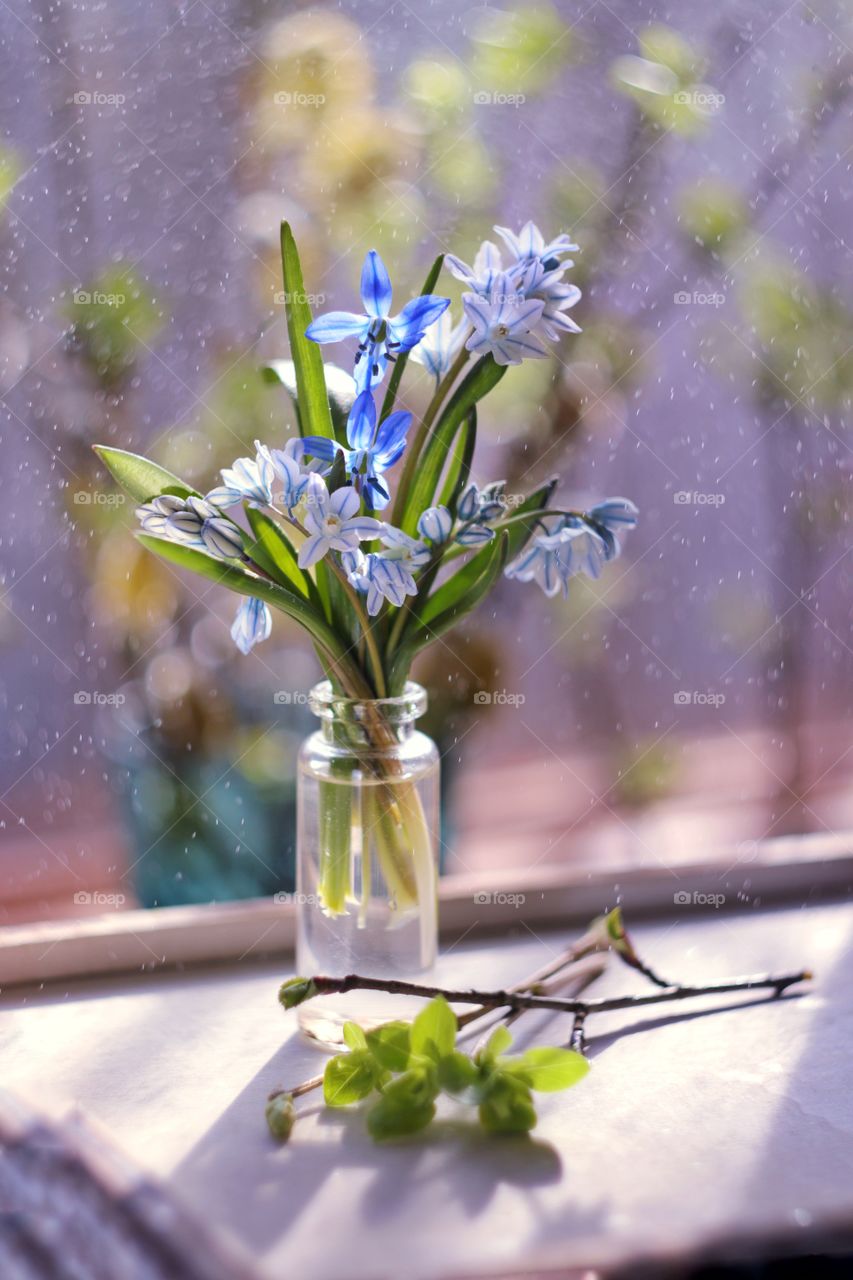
top-left (309, 681), bottom-right (427, 747)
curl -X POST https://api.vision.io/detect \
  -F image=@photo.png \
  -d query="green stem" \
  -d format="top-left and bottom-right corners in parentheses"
top-left (278, 507), bottom-right (386, 697)
top-left (390, 342), bottom-right (471, 528)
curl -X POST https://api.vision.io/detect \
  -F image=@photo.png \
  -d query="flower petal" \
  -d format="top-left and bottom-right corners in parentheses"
top-left (300, 436), bottom-right (341, 462)
top-left (374, 408), bottom-right (412, 459)
top-left (330, 485), bottom-right (360, 520)
top-left (462, 293), bottom-right (493, 337)
top-left (345, 515), bottom-right (384, 539)
top-left (360, 250), bottom-right (393, 319)
top-left (305, 312), bottom-right (370, 343)
top-left (387, 295), bottom-right (451, 350)
top-left (346, 391), bottom-right (377, 451)
top-left (297, 533), bottom-right (328, 568)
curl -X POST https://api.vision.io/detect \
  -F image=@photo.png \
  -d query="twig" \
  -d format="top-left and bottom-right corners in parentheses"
top-left (294, 969), bottom-right (811, 1016)
top-left (269, 949), bottom-right (608, 1102)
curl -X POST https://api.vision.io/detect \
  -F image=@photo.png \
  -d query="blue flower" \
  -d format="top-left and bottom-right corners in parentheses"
top-left (444, 240), bottom-right (509, 297)
top-left (305, 250), bottom-right (450, 391)
top-left (231, 597), bottom-right (272, 655)
top-left (417, 504), bottom-right (453, 544)
top-left (456, 483), bottom-right (480, 523)
top-left (456, 523), bottom-right (495, 547)
top-left (297, 475), bottom-right (383, 569)
top-left (206, 454), bottom-right (275, 508)
top-left (520, 262), bottom-right (582, 339)
top-left (301, 390), bottom-right (412, 510)
top-left (379, 524), bottom-right (431, 570)
top-left (505, 524), bottom-right (611, 598)
top-left (454, 483), bottom-right (498, 545)
top-left (494, 221), bottom-right (579, 273)
top-left (343, 547), bottom-right (416, 615)
top-left (254, 442), bottom-right (311, 514)
top-left (588, 497), bottom-right (639, 533)
top-left (457, 481), bottom-right (506, 523)
top-left (463, 273), bottom-right (548, 366)
top-left (409, 310), bottom-right (469, 382)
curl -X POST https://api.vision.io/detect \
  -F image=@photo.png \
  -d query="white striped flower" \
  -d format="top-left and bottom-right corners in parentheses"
top-left (297, 476), bottom-right (383, 569)
top-left (231, 597), bottom-right (272, 654)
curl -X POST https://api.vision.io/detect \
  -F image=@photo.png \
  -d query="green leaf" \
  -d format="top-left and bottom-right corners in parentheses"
top-left (278, 977), bottom-right (317, 1010)
top-left (437, 407), bottom-right (477, 516)
top-left (502, 1047), bottom-right (590, 1093)
top-left (93, 445), bottom-right (198, 504)
top-left (342, 1022), bottom-right (368, 1052)
top-left (417, 536), bottom-right (500, 630)
top-left (479, 1024), bottom-right (513, 1063)
top-left (244, 506), bottom-right (315, 602)
top-left (410, 996), bottom-right (457, 1063)
top-left (391, 532), bottom-right (510, 689)
top-left (279, 221), bottom-right (336, 443)
top-left (265, 1094), bottom-right (296, 1142)
top-left (366, 1068), bottom-right (438, 1140)
top-left (478, 1072), bottom-right (537, 1135)
top-left (379, 254), bottom-right (444, 422)
top-left (400, 355), bottom-right (506, 535)
top-left (136, 534), bottom-right (367, 694)
top-left (366, 1021), bottom-right (412, 1073)
top-left (323, 1050), bottom-right (379, 1106)
top-left (262, 358), bottom-right (356, 440)
top-left (436, 1050), bottom-right (481, 1097)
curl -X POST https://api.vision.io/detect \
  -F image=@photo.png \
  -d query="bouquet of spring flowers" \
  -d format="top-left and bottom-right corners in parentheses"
top-left (95, 221), bottom-right (637, 951)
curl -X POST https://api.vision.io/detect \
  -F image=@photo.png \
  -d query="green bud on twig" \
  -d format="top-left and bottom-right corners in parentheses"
top-left (265, 1094), bottom-right (296, 1142)
top-left (278, 977), bottom-right (317, 1009)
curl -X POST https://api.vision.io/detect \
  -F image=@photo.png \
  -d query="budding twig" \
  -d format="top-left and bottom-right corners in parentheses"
top-left (296, 968), bottom-right (811, 1016)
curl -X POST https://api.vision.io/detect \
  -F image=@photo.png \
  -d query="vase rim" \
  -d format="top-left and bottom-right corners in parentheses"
top-left (308, 680), bottom-right (428, 725)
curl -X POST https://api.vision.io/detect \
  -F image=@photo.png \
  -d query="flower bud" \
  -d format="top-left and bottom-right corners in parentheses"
top-left (201, 517), bottom-right (245, 559)
top-left (167, 510), bottom-right (205, 543)
top-left (417, 505), bottom-right (452, 545)
top-left (457, 483), bottom-right (480, 522)
top-left (455, 523), bottom-right (495, 547)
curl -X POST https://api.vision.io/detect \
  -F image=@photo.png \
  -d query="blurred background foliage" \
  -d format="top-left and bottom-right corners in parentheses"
top-left (2, 0), bottom-right (852, 914)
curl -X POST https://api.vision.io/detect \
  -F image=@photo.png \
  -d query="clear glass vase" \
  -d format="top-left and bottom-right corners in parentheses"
top-left (296, 680), bottom-right (440, 1047)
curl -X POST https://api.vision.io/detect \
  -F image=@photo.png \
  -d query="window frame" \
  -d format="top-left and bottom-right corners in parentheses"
top-left (1, 832), bottom-right (849, 987)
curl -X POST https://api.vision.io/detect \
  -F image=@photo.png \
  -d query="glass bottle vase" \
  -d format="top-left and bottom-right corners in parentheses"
top-left (296, 680), bottom-right (439, 1047)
